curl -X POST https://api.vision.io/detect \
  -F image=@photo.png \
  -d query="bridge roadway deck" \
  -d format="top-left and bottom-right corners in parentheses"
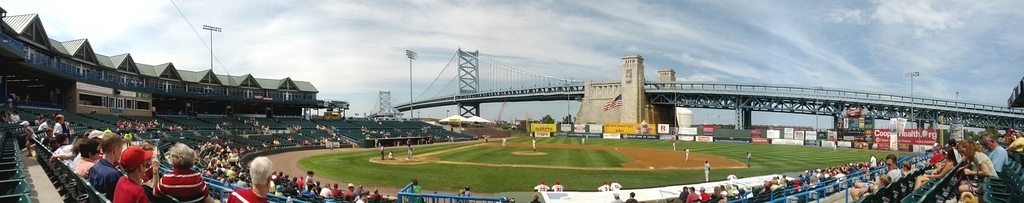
top-left (396, 82), bottom-right (1024, 129)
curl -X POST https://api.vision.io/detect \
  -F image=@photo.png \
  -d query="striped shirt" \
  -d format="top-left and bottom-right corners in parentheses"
top-left (154, 169), bottom-right (209, 203)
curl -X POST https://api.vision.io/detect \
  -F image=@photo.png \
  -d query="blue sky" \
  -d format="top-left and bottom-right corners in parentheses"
top-left (5, 0), bottom-right (1024, 127)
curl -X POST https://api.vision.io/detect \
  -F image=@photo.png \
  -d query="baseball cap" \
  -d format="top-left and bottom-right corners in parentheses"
top-left (88, 130), bottom-right (104, 139)
top-left (556, 181), bottom-right (560, 185)
top-left (119, 146), bottom-right (153, 172)
top-left (348, 183), bottom-right (355, 187)
top-left (540, 181), bottom-right (544, 184)
top-left (19, 121), bottom-right (29, 126)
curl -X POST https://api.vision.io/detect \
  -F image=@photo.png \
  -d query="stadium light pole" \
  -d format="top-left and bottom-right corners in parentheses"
top-left (904, 71), bottom-right (920, 128)
top-left (406, 50), bottom-right (417, 120)
top-left (202, 25), bottom-right (221, 72)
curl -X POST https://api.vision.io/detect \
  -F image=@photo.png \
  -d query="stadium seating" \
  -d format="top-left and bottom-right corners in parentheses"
top-left (162, 116), bottom-right (218, 130)
top-left (278, 118), bottom-right (321, 129)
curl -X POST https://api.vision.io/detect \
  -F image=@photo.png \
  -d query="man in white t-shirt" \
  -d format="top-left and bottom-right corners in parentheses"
top-left (726, 172), bottom-right (737, 181)
top-left (52, 115), bottom-right (66, 135)
top-left (534, 181), bottom-right (549, 192)
top-left (610, 180), bottom-right (622, 191)
top-left (37, 120), bottom-right (49, 134)
top-left (552, 181), bottom-right (564, 192)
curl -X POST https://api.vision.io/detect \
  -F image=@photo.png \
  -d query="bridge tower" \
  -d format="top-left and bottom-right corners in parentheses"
top-left (457, 48), bottom-right (481, 117)
top-left (576, 55), bottom-right (669, 125)
top-left (620, 55), bottom-right (645, 123)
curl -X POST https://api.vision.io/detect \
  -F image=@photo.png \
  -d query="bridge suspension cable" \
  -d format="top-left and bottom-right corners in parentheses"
top-left (413, 49), bottom-right (581, 102)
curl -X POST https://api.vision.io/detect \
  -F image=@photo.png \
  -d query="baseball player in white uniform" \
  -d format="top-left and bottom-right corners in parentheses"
top-left (532, 138), bottom-right (537, 152)
top-left (407, 143), bottom-right (413, 159)
top-left (598, 182), bottom-right (610, 192)
top-left (581, 137), bottom-right (586, 145)
top-left (685, 147), bottom-right (690, 161)
top-left (673, 142), bottom-right (676, 151)
top-left (610, 180), bottom-right (622, 191)
top-left (502, 138), bottom-right (507, 146)
top-left (534, 181), bottom-right (550, 192)
top-left (552, 181), bottom-right (564, 192)
top-left (704, 160), bottom-right (711, 182)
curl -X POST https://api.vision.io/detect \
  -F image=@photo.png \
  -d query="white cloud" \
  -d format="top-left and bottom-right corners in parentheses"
top-left (823, 8), bottom-right (869, 25)
top-left (3, 0), bottom-right (1022, 123)
top-left (871, 0), bottom-right (963, 36)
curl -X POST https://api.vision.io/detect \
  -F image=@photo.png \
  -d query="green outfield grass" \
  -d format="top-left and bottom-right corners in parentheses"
top-left (299, 138), bottom-right (910, 193)
top-left (432, 147), bottom-right (633, 168)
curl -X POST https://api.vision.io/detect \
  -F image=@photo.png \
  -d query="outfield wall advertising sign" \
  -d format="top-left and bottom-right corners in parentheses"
top-left (559, 124), bottom-right (572, 132)
top-left (602, 134), bottom-right (621, 139)
top-left (899, 129), bottom-right (938, 145)
top-left (702, 125), bottom-right (715, 136)
top-left (531, 124), bottom-right (558, 133)
top-left (588, 125), bottom-right (603, 133)
top-left (534, 132), bottom-right (551, 137)
top-left (784, 128), bottom-right (795, 139)
top-left (559, 133), bottom-right (600, 138)
top-left (573, 125), bottom-right (587, 133)
top-left (623, 135), bottom-right (659, 140)
top-left (843, 136), bottom-right (855, 141)
top-left (805, 140), bottom-right (820, 146)
top-left (772, 139), bottom-right (804, 146)
top-left (657, 124), bottom-right (671, 134)
top-left (828, 131), bottom-right (838, 141)
top-left (821, 141), bottom-right (836, 148)
top-left (679, 127), bottom-right (698, 135)
top-left (795, 131), bottom-right (805, 140)
top-left (750, 129), bottom-right (764, 138)
top-left (838, 141), bottom-right (853, 148)
top-left (604, 123), bottom-right (656, 135)
top-left (659, 135), bottom-right (676, 140)
top-left (678, 136), bottom-right (695, 141)
top-left (752, 138), bottom-right (770, 144)
top-left (715, 138), bottom-right (750, 143)
top-left (767, 130), bottom-right (781, 139)
top-left (696, 136), bottom-right (714, 142)
top-left (805, 131), bottom-right (817, 140)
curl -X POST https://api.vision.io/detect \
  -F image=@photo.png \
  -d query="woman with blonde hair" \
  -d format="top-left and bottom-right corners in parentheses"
top-left (955, 139), bottom-right (997, 195)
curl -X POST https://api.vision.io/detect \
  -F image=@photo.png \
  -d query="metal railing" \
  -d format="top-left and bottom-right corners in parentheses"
top-left (0, 32), bottom-right (25, 53)
top-left (723, 152), bottom-right (932, 203)
top-left (397, 182), bottom-right (507, 203)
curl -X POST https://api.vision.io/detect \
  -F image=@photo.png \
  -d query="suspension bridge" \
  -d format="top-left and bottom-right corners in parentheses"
top-left (379, 48), bottom-right (1024, 129)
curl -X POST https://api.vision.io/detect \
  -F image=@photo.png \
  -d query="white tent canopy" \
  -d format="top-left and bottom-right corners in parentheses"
top-left (465, 116), bottom-right (492, 123)
top-left (440, 115), bottom-right (468, 123)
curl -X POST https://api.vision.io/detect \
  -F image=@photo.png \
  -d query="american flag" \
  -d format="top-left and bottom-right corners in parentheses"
top-left (603, 94), bottom-right (623, 111)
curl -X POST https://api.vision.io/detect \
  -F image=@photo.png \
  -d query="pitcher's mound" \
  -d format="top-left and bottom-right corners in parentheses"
top-left (512, 151), bottom-right (548, 156)
top-left (369, 157), bottom-right (440, 165)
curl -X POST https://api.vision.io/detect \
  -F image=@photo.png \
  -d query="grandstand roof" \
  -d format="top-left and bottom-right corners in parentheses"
top-left (2, 13), bottom-right (35, 33)
top-left (1, 11), bottom-right (321, 94)
top-left (136, 63), bottom-right (160, 77)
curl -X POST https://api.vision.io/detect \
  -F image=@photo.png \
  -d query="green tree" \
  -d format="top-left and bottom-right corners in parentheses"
top-left (541, 115), bottom-right (555, 124)
top-left (561, 115), bottom-right (573, 124)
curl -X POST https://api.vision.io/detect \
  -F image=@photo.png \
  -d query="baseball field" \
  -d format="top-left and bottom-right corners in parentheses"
top-left (292, 137), bottom-right (900, 194)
